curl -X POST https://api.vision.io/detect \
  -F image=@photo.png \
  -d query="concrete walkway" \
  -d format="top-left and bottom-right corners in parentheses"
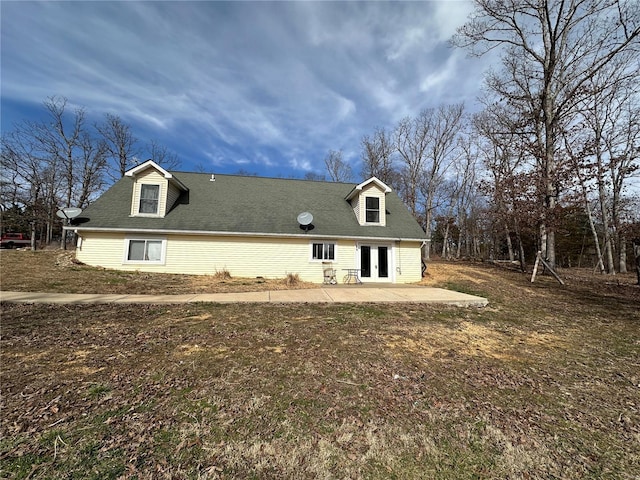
top-left (0, 287), bottom-right (488, 307)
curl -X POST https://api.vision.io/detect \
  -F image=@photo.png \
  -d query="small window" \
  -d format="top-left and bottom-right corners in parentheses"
top-left (365, 197), bottom-right (380, 223)
top-left (311, 242), bottom-right (335, 261)
top-left (126, 239), bottom-right (164, 263)
top-left (139, 184), bottom-right (160, 214)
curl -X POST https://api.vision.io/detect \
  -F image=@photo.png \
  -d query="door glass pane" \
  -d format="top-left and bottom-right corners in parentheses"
top-left (378, 246), bottom-right (388, 278)
top-left (361, 246), bottom-right (371, 277)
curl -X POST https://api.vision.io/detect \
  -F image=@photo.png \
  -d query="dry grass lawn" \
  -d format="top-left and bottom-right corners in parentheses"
top-left (1, 249), bottom-right (639, 479)
top-left (0, 249), bottom-right (317, 294)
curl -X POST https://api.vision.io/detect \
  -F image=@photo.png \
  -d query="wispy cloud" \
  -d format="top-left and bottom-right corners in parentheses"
top-left (1, 1), bottom-right (491, 177)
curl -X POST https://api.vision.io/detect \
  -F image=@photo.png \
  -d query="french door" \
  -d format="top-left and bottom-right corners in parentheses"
top-left (359, 245), bottom-right (391, 282)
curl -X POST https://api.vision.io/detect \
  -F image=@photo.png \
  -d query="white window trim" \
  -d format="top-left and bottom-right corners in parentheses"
top-left (309, 241), bottom-right (337, 262)
top-left (364, 196), bottom-right (382, 225)
top-left (137, 183), bottom-right (162, 216)
top-left (123, 236), bottom-right (167, 265)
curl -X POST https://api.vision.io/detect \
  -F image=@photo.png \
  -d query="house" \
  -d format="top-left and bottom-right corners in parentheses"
top-left (70, 160), bottom-right (426, 284)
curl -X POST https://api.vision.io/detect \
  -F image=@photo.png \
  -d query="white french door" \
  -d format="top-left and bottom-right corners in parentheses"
top-left (358, 244), bottom-right (393, 282)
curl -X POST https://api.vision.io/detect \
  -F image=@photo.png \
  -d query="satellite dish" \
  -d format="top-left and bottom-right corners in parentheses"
top-left (297, 212), bottom-right (313, 226)
top-left (56, 207), bottom-right (83, 219)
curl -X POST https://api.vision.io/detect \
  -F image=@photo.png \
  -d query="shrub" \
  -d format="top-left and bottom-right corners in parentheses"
top-left (284, 272), bottom-right (300, 287)
top-left (213, 268), bottom-right (232, 280)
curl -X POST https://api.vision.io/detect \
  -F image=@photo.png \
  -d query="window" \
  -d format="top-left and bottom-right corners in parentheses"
top-left (365, 197), bottom-right (380, 223)
top-left (125, 239), bottom-right (165, 263)
top-left (139, 184), bottom-right (160, 214)
top-left (311, 242), bottom-right (335, 261)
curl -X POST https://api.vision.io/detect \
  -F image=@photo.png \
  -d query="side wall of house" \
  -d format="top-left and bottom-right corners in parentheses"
top-left (395, 241), bottom-right (423, 282)
top-left (165, 183), bottom-right (182, 215)
top-left (76, 233), bottom-right (423, 283)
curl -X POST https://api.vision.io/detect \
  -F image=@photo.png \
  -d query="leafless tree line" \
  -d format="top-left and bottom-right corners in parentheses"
top-left (0, 96), bottom-right (181, 247)
top-left (341, 0), bottom-right (639, 273)
top-left (452, 0), bottom-right (640, 272)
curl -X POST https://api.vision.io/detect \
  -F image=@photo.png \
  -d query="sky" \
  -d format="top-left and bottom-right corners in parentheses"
top-left (1, 0), bottom-right (494, 179)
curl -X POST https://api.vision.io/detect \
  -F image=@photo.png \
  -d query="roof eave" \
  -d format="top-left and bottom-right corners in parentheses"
top-left (124, 160), bottom-right (188, 191)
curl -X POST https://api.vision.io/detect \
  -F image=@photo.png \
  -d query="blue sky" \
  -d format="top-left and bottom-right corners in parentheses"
top-left (1, 1), bottom-right (492, 179)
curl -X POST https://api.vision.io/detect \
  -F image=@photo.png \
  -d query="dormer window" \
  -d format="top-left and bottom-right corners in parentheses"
top-left (345, 177), bottom-right (391, 227)
top-left (126, 160), bottom-right (188, 218)
top-left (365, 197), bottom-right (380, 223)
top-left (139, 184), bottom-right (160, 214)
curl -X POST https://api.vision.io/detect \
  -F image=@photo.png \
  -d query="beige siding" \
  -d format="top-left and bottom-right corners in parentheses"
top-left (130, 170), bottom-right (169, 217)
top-left (359, 184), bottom-right (386, 226)
top-left (77, 233), bottom-right (399, 283)
top-left (351, 196), bottom-right (361, 223)
top-left (76, 232), bottom-right (130, 267)
top-left (165, 183), bottom-right (181, 214)
top-left (394, 241), bottom-right (423, 283)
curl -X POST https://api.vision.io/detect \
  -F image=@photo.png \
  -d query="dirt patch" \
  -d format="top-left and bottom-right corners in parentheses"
top-left (385, 322), bottom-right (567, 361)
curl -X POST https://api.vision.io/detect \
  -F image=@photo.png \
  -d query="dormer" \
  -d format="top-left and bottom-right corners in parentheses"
top-left (345, 177), bottom-right (392, 227)
top-left (125, 160), bottom-right (188, 217)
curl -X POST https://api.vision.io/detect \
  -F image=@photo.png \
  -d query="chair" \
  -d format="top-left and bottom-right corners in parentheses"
top-left (322, 263), bottom-right (337, 284)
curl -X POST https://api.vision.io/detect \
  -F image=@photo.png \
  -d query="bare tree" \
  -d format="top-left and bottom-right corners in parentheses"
top-left (33, 97), bottom-right (87, 249)
top-left (96, 113), bottom-right (139, 179)
top-left (1, 97), bottom-right (108, 247)
top-left (474, 104), bottom-right (533, 270)
top-left (453, 0), bottom-right (640, 269)
top-left (394, 112), bottom-right (430, 219)
top-left (324, 149), bottom-right (353, 182)
top-left (361, 127), bottom-right (397, 188)
top-left (76, 132), bottom-right (108, 208)
top-left (419, 104), bottom-right (465, 259)
top-left (146, 139), bottom-right (181, 171)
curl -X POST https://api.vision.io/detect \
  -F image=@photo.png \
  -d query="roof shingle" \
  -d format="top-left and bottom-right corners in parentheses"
top-left (76, 173), bottom-right (426, 240)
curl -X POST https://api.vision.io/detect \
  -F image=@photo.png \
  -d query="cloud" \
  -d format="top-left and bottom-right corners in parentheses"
top-left (0, 1), bottom-right (490, 177)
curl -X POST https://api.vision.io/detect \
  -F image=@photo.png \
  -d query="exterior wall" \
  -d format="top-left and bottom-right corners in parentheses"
top-left (165, 183), bottom-right (182, 214)
top-left (351, 196), bottom-right (361, 224)
top-left (395, 240), bottom-right (423, 283)
top-left (76, 232), bottom-right (423, 283)
top-left (358, 184), bottom-right (386, 226)
top-left (130, 170), bottom-right (169, 217)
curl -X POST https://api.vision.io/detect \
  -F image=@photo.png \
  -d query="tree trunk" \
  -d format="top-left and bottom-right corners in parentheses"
top-left (598, 179), bottom-right (616, 274)
top-left (513, 220), bottom-right (526, 272)
top-left (441, 221), bottom-right (450, 259)
top-left (505, 225), bottom-right (514, 262)
top-left (619, 236), bottom-right (627, 273)
top-left (634, 241), bottom-right (640, 285)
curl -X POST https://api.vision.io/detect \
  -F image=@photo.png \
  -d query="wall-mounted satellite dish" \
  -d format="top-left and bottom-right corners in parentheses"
top-left (56, 207), bottom-right (83, 220)
top-left (297, 211), bottom-right (314, 232)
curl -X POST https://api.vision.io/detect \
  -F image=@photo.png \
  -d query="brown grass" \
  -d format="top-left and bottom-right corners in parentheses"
top-left (1, 255), bottom-right (639, 479)
top-left (0, 249), bottom-right (317, 294)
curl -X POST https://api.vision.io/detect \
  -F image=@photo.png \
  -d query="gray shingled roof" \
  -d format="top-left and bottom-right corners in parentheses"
top-left (75, 172), bottom-right (426, 240)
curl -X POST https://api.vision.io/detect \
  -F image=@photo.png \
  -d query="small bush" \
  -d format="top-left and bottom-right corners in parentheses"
top-left (284, 272), bottom-right (300, 287)
top-left (213, 268), bottom-right (232, 280)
